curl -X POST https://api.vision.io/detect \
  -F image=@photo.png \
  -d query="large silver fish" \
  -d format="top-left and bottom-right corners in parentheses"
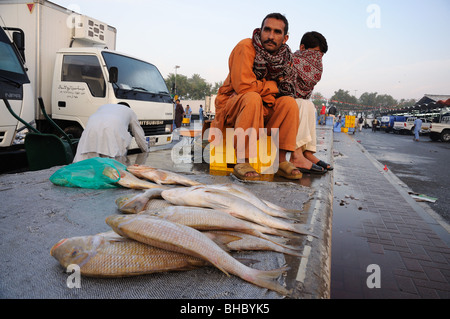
top-left (127, 165), bottom-right (203, 186)
top-left (50, 231), bottom-right (208, 277)
top-left (105, 214), bottom-right (291, 296)
top-left (140, 206), bottom-right (295, 249)
top-left (103, 167), bottom-right (167, 190)
top-left (161, 186), bottom-right (314, 236)
top-left (203, 183), bottom-right (301, 220)
top-left (115, 188), bottom-right (166, 214)
top-left (203, 231), bottom-right (303, 257)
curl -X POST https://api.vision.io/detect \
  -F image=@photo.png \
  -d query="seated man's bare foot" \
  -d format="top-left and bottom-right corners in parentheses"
top-left (290, 148), bottom-right (314, 170)
top-left (303, 150), bottom-right (320, 164)
top-left (233, 163), bottom-right (260, 181)
top-left (304, 150), bottom-right (332, 170)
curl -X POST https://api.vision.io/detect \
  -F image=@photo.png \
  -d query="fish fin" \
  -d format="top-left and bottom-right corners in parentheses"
top-left (234, 257), bottom-right (261, 266)
top-left (259, 234), bottom-right (299, 251)
top-left (261, 199), bottom-right (288, 212)
top-left (213, 240), bottom-right (232, 254)
top-left (284, 208), bottom-right (304, 215)
top-left (200, 191), bottom-right (230, 210)
top-left (260, 234), bottom-right (289, 245)
top-left (249, 266), bottom-right (292, 296)
top-left (261, 228), bottom-right (298, 239)
top-left (205, 232), bottom-right (244, 245)
top-left (292, 224), bottom-right (317, 238)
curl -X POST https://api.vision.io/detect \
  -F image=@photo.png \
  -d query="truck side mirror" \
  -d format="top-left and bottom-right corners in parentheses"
top-left (109, 67), bottom-right (118, 84)
top-left (12, 31), bottom-right (26, 63)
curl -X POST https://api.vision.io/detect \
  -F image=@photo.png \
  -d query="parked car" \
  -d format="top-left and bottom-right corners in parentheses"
top-left (393, 117), bottom-right (431, 135)
top-left (429, 109), bottom-right (450, 142)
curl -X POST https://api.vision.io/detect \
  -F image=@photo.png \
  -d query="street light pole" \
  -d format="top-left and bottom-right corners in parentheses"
top-left (174, 65), bottom-right (180, 96)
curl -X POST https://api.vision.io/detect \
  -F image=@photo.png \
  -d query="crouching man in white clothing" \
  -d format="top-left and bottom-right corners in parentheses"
top-left (73, 103), bottom-right (148, 163)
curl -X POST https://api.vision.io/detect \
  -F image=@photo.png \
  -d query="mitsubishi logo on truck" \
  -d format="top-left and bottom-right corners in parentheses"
top-left (140, 120), bottom-right (164, 126)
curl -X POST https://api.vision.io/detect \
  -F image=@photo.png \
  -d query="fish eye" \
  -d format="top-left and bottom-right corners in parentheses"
top-left (71, 250), bottom-right (78, 257)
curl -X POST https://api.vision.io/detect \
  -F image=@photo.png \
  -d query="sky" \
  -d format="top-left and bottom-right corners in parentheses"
top-left (50, 0), bottom-right (450, 102)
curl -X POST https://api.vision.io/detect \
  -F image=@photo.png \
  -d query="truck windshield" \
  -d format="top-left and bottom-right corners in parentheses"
top-left (0, 38), bottom-right (29, 85)
top-left (102, 51), bottom-right (171, 103)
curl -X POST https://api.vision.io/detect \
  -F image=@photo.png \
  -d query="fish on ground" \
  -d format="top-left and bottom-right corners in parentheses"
top-left (140, 206), bottom-right (297, 249)
top-left (103, 167), bottom-right (168, 190)
top-left (203, 183), bottom-right (302, 220)
top-left (115, 188), bottom-right (165, 214)
top-left (106, 214), bottom-right (291, 296)
top-left (161, 186), bottom-right (314, 237)
top-left (203, 230), bottom-right (303, 257)
top-left (127, 164), bottom-right (203, 186)
top-left (50, 231), bottom-right (208, 277)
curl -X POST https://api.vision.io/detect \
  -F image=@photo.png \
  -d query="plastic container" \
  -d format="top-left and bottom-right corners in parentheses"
top-left (210, 136), bottom-right (276, 174)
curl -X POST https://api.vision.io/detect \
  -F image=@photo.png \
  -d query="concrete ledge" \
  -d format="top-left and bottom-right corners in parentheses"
top-left (285, 126), bottom-right (334, 298)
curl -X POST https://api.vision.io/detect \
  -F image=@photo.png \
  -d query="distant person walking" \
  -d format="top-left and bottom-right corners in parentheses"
top-left (174, 99), bottom-right (185, 128)
top-left (414, 118), bottom-right (422, 141)
top-left (319, 104), bottom-right (326, 125)
top-left (372, 118), bottom-right (378, 132)
top-left (199, 105), bottom-right (204, 122)
top-left (358, 116), bottom-right (364, 132)
top-left (185, 105), bottom-right (192, 120)
top-left (328, 105), bottom-right (337, 122)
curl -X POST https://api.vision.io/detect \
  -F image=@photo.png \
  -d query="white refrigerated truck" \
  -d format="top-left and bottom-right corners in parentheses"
top-left (0, 0), bottom-right (173, 150)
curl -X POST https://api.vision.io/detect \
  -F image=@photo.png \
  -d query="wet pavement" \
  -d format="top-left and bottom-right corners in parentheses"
top-left (330, 131), bottom-right (450, 298)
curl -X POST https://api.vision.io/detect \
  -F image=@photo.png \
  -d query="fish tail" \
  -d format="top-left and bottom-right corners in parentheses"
top-left (263, 235), bottom-right (301, 251)
top-left (282, 248), bottom-right (304, 258)
top-left (247, 266), bottom-right (291, 296)
top-left (290, 224), bottom-right (316, 237)
top-left (213, 263), bottom-right (231, 277)
top-left (284, 208), bottom-right (304, 215)
top-left (261, 234), bottom-right (289, 245)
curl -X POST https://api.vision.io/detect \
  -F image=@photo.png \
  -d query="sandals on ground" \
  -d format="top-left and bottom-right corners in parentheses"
top-left (316, 160), bottom-right (333, 171)
top-left (232, 163), bottom-right (260, 181)
top-left (275, 161), bottom-right (303, 180)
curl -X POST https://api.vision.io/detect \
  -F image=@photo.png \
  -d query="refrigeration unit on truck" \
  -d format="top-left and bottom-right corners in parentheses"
top-left (0, 0), bottom-right (173, 150)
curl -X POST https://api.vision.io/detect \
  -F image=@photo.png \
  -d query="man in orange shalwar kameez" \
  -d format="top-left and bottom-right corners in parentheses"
top-left (211, 13), bottom-right (301, 180)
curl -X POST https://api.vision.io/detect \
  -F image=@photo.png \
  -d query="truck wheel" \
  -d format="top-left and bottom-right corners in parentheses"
top-left (430, 132), bottom-right (440, 141)
top-left (64, 125), bottom-right (83, 139)
top-left (441, 130), bottom-right (450, 143)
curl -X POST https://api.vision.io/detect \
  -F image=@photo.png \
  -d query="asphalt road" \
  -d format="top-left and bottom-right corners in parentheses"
top-left (349, 127), bottom-right (450, 223)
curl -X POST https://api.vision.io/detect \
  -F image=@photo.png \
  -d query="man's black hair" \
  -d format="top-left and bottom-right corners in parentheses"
top-left (261, 13), bottom-right (289, 35)
top-left (301, 31), bottom-right (328, 54)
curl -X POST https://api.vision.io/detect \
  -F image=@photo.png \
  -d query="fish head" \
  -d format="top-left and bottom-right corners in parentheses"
top-left (115, 194), bottom-right (132, 209)
top-left (50, 235), bottom-right (102, 268)
top-left (127, 165), bottom-right (155, 175)
top-left (103, 167), bottom-right (120, 181)
top-left (160, 186), bottom-right (204, 203)
top-left (105, 215), bottom-right (133, 236)
top-left (115, 193), bottom-right (148, 214)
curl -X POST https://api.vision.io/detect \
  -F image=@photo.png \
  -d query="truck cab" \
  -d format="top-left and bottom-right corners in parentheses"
top-left (1, 0), bottom-right (174, 151)
top-left (51, 47), bottom-right (174, 147)
top-left (0, 27), bottom-right (34, 148)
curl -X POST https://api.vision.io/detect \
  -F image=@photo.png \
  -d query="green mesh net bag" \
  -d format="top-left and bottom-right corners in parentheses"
top-left (49, 157), bottom-right (127, 189)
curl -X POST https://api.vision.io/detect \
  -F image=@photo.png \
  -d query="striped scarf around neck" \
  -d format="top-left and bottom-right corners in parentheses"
top-left (252, 28), bottom-right (296, 97)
